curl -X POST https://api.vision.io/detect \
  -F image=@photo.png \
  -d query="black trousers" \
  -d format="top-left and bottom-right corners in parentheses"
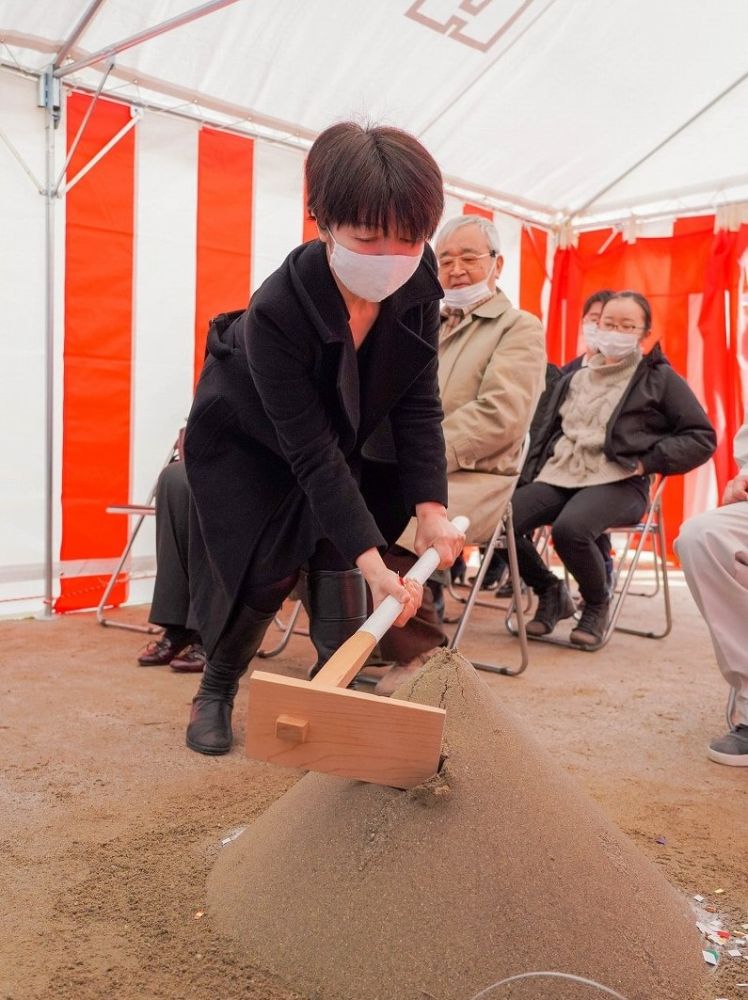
top-left (213, 460), bottom-right (410, 676)
top-left (149, 460), bottom-right (198, 631)
top-left (512, 477), bottom-right (649, 606)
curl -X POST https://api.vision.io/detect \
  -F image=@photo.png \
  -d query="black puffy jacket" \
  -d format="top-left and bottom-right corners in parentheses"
top-left (522, 344), bottom-right (716, 484)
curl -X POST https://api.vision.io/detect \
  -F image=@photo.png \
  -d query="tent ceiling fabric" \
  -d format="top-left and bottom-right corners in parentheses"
top-left (2, 0), bottom-right (747, 227)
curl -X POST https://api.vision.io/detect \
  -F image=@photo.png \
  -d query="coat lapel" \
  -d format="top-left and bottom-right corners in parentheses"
top-left (288, 240), bottom-right (444, 450)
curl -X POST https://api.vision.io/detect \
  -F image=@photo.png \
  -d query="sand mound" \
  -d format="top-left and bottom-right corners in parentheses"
top-left (208, 650), bottom-right (706, 1000)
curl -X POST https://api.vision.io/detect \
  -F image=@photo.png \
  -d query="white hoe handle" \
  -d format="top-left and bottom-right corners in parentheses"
top-left (361, 515), bottom-right (469, 642)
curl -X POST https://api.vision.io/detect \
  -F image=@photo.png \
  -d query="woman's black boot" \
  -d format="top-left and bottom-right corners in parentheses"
top-left (306, 569), bottom-right (367, 680)
top-left (186, 604), bottom-right (273, 755)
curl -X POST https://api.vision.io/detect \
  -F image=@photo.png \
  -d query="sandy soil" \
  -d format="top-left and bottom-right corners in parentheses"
top-left (1, 575), bottom-right (746, 1000)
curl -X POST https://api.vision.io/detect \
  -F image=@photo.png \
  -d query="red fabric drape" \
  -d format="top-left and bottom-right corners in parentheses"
top-left (519, 225), bottom-right (548, 319)
top-left (56, 95), bottom-right (135, 612)
top-left (697, 224), bottom-right (748, 494)
top-left (193, 128), bottom-right (254, 385)
top-left (462, 202), bottom-right (493, 220)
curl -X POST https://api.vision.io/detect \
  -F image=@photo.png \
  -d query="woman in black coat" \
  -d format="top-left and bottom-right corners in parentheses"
top-left (183, 122), bottom-right (465, 755)
top-left (512, 290), bottom-right (716, 647)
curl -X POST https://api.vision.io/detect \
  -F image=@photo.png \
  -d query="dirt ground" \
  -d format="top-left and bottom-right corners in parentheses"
top-left (1, 575), bottom-right (746, 1000)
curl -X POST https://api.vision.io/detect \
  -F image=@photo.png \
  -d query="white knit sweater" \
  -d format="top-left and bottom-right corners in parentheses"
top-left (537, 349), bottom-right (641, 488)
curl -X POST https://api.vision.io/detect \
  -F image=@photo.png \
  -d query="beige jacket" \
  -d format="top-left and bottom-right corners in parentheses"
top-left (400, 289), bottom-right (546, 546)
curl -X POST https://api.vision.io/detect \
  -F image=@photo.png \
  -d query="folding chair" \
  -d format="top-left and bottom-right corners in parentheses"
top-left (258, 599), bottom-right (308, 658)
top-left (448, 499), bottom-right (530, 675)
top-left (507, 475), bottom-right (672, 653)
top-left (445, 435), bottom-right (532, 675)
top-left (96, 439), bottom-right (179, 633)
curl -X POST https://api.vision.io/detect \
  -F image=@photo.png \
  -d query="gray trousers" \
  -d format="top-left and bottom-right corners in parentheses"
top-left (675, 501), bottom-right (748, 726)
top-left (149, 460), bottom-right (198, 632)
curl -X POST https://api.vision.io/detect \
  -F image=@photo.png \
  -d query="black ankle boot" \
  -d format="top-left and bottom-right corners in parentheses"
top-left (186, 605), bottom-right (273, 755)
top-left (305, 569), bottom-right (367, 680)
top-left (526, 579), bottom-right (575, 636)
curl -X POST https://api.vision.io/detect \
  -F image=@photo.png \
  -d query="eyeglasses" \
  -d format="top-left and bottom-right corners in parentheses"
top-left (597, 319), bottom-right (644, 333)
top-left (437, 251), bottom-right (496, 271)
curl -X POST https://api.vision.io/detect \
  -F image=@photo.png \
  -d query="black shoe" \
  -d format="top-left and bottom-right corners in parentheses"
top-left (305, 569), bottom-right (367, 680)
top-left (570, 601), bottom-right (609, 647)
top-left (450, 553), bottom-right (467, 585)
top-left (495, 577), bottom-right (526, 599)
top-left (186, 606), bottom-right (273, 755)
top-left (186, 693), bottom-right (235, 755)
top-left (526, 580), bottom-right (575, 636)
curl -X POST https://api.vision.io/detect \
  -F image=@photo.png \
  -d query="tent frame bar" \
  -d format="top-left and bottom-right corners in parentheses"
top-left (55, 0), bottom-right (110, 68)
top-left (54, 0), bottom-right (245, 79)
top-left (60, 107), bottom-right (142, 196)
top-left (52, 58), bottom-right (113, 194)
top-left (572, 68), bottom-right (748, 219)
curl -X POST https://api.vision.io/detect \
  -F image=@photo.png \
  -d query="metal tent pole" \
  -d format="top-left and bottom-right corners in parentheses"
top-left (55, 0), bottom-right (110, 67)
top-left (572, 69), bottom-right (748, 220)
top-left (41, 69), bottom-right (61, 617)
top-left (54, 0), bottom-right (246, 79)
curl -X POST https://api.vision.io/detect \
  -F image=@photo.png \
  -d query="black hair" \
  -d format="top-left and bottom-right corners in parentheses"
top-left (605, 290), bottom-right (652, 333)
top-left (582, 289), bottom-right (614, 317)
top-left (306, 122), bottom-right (444, 241)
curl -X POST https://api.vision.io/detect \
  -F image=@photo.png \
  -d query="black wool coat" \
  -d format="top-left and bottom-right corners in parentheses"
top-left (522, 343), bottom-right (717, 484)
top-left (184, 240), bottom-right (449, 654)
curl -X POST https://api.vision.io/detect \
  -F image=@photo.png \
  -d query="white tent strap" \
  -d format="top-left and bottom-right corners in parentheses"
top-left (54, 0), bottom-right (245, 79)
top-left (59, 105), bottom-right (142, 196)
top-left (0, 555), bottom-right (156, 585)
top-left (0, 125), bottom-right (43, 191)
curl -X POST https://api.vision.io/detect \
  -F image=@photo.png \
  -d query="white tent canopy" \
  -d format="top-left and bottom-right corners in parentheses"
top-left (3, 0), bottom-right (748, 228)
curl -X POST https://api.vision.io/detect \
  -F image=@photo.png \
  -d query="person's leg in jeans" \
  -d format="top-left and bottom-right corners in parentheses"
top-left (676, 503), bottom-right (748, 765)
top-left (138, 461), bottom-right (204, 668)
top-left (511, 481), bottom-right (578, 635)
top-left (550, 478), bottom-right (648, 645)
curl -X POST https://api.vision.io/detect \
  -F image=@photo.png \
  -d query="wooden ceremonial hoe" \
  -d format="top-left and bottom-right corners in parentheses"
top-left (246, 516), bottom-right (469, 789)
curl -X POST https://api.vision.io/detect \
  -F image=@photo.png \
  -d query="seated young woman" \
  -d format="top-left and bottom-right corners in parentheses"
top-left (511, 290), bottom-right (716, 647)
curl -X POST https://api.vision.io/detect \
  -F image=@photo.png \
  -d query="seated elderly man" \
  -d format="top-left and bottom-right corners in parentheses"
top-left (676, 406), bottom-right (748, 765)
top-left (374, 214), bottom-right (546, 695)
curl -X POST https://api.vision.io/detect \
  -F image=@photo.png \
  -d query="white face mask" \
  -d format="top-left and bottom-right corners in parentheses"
top-left (327, 231), bottom-right (423, 302)
top-left (442, 277), bottom-right (494, 311)
top-left (595, 329), bottom-right (639, 359)
top-left (582, 321), bottom-right (599, 353)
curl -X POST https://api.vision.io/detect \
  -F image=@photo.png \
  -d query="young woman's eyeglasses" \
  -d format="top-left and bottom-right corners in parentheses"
top-left (597, 319), bottom-right (644, 333)
top-left (437, 251), bottom-right (496, 271)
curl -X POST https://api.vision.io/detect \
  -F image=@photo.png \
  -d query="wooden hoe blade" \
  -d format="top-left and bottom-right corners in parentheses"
top-left (246, 517), bottom-right (468, 789)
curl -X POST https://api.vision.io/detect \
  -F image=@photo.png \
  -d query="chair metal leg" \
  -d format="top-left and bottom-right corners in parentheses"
top-left (451, 504), bottom-right (530, 676)
top-left (97, 440), bottom-right (176, 633)
top-left (96, 512), bottom-right (161, 634)
top-left (614, 509), bottom-right (671, 640)
top-left (257, 600), bottom-right (307, 658)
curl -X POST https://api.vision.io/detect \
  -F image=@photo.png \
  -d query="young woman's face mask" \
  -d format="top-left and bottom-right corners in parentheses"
top-left (327, 227), bottom-right (423, 302)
